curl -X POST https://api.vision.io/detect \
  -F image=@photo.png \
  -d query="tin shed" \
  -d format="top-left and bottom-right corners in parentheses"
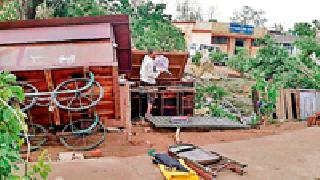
top-left (0, 15), bottom-right (131, 127)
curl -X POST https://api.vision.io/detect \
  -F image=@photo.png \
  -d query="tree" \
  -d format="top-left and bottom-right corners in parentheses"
top-left (293, 21), bottom-right (320, 67)
top-left (129, 1), bottom-right (185, 51)
top-left (35, 0), bottom-right (54, 19)
top-left (230, 6), bottom-right (267, 27)
top-left (226, 49), bottom-right (250, 75)
top-left (43, 0), bottom-right (107, 18)
top-left (0, 71), bottom-right (51, 179)
top-left (176, 0), bottom-right (203, 21)
top-left (32, 0), bottom-right (186, 51)
top-left (0, 0), bottom-right (21, 21)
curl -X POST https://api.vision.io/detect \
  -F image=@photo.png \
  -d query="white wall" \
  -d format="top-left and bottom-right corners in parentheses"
top-left (191, 33), bottom-right (212, 46)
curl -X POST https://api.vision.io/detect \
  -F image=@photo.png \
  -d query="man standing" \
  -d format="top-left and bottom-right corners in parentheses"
top-left (140, 49), bottom-right (162, 119)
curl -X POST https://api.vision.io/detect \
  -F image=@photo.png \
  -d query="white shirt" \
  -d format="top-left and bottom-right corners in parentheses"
top-left (140, 55), bottom-right (160, 84)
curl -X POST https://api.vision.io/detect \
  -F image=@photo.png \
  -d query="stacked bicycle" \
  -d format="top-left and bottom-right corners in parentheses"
top-left (18, 72), bottom-right (106, 152)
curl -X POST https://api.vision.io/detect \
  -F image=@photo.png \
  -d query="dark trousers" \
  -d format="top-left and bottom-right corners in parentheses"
top-left (141, 81), bottom-right (156, 104)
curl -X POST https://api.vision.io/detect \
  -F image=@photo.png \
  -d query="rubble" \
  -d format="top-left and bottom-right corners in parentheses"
top-left (59, 152), bottom-right (84, 161)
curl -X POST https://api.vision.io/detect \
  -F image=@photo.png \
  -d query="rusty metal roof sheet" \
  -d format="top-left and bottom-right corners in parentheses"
top-left (0, 15), bottom-right (131, 73)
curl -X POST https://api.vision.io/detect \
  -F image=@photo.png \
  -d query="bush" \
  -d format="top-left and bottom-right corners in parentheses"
top-left (0, 72), bottom-right (51, 179)
top-left (192, 51), bottom-right (202, 65)
top-left (227, 49), bottom-right (251, 73)
top-left (210, 104), bottom-right (237, 121)
top-left (209, 51), bottom-right (228, 64)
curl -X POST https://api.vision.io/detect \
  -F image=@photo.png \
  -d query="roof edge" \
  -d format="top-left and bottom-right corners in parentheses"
top-left (0, 15), bottom-right (129, 30)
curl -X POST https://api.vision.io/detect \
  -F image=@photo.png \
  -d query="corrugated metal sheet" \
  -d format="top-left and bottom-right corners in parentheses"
top-left (0, 42), bottom-right (116, 71)
top-left (316, 92), bottom-right (320, 112)
top-left (0, 15), bottom-right (131, 73)
top-left (129, 50), bottom-right (188, 81)
top-left (300, 91), bottom-right (318, 119)
top-left (0, 23), bottom-right (111, 44)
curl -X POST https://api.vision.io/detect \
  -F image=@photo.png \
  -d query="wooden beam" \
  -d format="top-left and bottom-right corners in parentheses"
top-left (112, 66), bottom-right (120, 120)
top-left (44, 69), bottom-right (61, 125)
top-left (286, 90), bottom-right (293, 120)
top-left (295, 90), bottom-right (300, 119)
top-left (120, 81), bottom-right (131, 141)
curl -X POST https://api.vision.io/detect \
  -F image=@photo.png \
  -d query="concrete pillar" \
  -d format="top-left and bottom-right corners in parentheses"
top-left (228, 38), bottom-right (235, 55)
top-left (245, 39), bottom-right (252, 55)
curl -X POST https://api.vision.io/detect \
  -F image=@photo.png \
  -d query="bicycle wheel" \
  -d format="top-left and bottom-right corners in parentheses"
top-left (59, 119), bottom-right (106, 151)
top-left (20, 83), bottom-right (38, 111)
top-left (53, 78), bottom-right (103, 111)
top-left (20, 124), bottom-right (48, 152)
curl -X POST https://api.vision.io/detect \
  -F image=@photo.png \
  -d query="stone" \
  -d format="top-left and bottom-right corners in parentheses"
top-left (59, 152), bottom-right (74, 161)
top-left (59, 152), bottom-right (84, 161)
top-left (144, 127), bottom-right (151, 133)
top-left (211, 75), bottom-right (221, 81)
top-left (228, 70), bottom-right (241, 78)
top-left (89, 149), bottom-right (102, 158)
top-left (201, 72), bottom-right (213, 80)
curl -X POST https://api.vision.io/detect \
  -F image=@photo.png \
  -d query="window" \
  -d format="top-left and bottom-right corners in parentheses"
top-left (212, 36), bottom-right (228, 44)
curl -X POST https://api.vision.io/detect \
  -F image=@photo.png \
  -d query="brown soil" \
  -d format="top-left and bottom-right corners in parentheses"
top-left (27, 121), bottom-right (307, 161)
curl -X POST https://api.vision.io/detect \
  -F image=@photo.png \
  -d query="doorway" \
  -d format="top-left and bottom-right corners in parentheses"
top-left (234, 39), bottom-right (245, 55)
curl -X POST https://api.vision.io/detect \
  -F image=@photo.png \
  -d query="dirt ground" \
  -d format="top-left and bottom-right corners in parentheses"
top-left (28, 121), bottom-right (307, 161)
top-left (44, 126), bottom-right (320, 180)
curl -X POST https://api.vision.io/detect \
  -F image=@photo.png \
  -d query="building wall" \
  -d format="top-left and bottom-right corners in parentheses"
top-left (173, 21), bottom-right (267, 57)
top-left (191, 32), bottom-right (212, 45)
top-left (174, 22), bottom-right (195, 50)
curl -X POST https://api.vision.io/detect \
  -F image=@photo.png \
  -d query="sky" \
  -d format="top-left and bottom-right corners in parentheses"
top-left (152, 0), bottom-right (320, 30)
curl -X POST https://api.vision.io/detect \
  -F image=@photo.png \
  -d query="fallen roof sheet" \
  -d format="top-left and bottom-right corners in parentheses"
top-left (149, 116), bottom-right (250, 129)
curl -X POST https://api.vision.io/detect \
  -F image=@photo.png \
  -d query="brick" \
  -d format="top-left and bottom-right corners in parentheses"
top-left (307, 116), bottom-right (316, 127)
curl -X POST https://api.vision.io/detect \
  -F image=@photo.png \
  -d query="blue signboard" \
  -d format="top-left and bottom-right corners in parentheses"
top-left (230, 23), bottom-right (254, 35)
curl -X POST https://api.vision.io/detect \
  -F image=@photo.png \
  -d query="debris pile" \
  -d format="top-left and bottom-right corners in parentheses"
top-left (185, 62), bottom-right (255, 118)
top-left (307, 112), bottom-right (320, 127)
top-left (149, 144), bottom-right (247, 179)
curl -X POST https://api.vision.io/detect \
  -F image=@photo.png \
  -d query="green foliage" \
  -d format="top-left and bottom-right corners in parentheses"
top-left (293, 21), bottom-right (320, 68)
top-left (0, 72), bottom-right (25, 178)
top-left (191, 51), bottom-right (202, 65)
top-left (106, 0), bottom-right (133, 15)
top-left (26, 150), bottom-right (51, 179)
top-left (249, 36), bottom-right (291, 80)
top-left (130, 1), bottom-right (185, 51)
top-left (208, 19), bottom-right (217, 22)
top-left (35, 2), bottom-right (55, 19)
top-left (196, 84), bottom-right (227, 105)
top-left (209, 51), bottom-right (228, 63)
top-left (40, 0), bottom-right (185, 52)
top-left (249, 113), bottom-right (260, 126)
top-left (0, 72), bottom-right (51, 179)
top-left (210, 104), bottom-right (237, 121)
top-left (195, 84), bottom-right (236, 120)
top-left (46, 0), bottom-right (106, 18)
top-left (252, 78), bottom-right (277, 117)
top-left (0, 0), bottom-right (21, 21)
top-left (227, 49), bottom-right (250, 73)
top-left (293, 22), bottom-right (316, 37)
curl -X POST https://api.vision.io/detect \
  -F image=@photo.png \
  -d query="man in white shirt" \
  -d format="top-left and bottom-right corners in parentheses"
top-left (139, 49), bottom-right (162, 119)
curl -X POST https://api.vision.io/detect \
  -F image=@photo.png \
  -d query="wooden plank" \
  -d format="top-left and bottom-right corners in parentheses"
top-left (276, 89), bottom-right (286, 120)
top-left (295, 90), bottom-right (300, 119)
top-left (44, 69), bottom-right (61, 125)
top-left (286, 90), bottom-right (293, 120)
top-left (113, 66), bottom-right (121, 120)
top-left (120, 81), bottom-right (131, 140)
